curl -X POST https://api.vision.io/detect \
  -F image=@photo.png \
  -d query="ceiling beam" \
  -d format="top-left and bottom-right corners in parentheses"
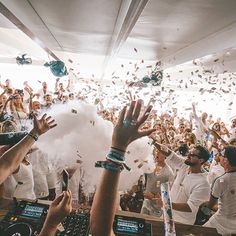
top-left (100, 0), bottom-right (149, 79)
top-left (0, 1), bottom-right (60, 61)
top-left (162, 21), bottom-right (236, 69)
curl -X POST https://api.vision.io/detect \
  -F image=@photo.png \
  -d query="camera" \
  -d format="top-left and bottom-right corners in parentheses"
top-left (9, 95), bottom-right (18, 100)
top-left (15, 89), bottom-right (24, 94)
top-left (7, 88), bottom-right (13, 94)
top-left (179, 143), bottom-right (189, 156)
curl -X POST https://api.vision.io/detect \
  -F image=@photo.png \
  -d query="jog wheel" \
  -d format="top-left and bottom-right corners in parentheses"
top-left (4, 222), bottom-right (32, 236)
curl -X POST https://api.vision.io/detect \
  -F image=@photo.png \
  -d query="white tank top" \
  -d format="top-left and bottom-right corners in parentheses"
top-left (13, 163), bottom-right (36, 200)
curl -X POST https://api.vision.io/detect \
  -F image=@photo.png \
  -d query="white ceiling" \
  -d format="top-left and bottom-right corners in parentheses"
top-left (0, 0), bottom-right (236, 78)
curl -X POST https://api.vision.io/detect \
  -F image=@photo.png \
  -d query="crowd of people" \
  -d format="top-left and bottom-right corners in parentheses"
top-left (0, 78), bottom-right (92, 205)
top-left (0, 75), bottom-right (235, 236)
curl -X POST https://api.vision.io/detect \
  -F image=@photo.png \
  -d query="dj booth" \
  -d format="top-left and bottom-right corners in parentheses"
top-left (0, 199), bottom-right (220, 236)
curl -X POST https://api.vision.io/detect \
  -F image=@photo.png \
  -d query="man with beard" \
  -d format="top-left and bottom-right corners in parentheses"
top-left (155, 143), bottom-right (210, 225)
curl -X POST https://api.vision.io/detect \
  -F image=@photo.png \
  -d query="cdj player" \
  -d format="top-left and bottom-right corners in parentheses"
top-left (0, 200), bottom-right (49, 236)
top-left (0, 200), bottom-right (151, 236)
top-left (0, 201), bottom-right (91, 236)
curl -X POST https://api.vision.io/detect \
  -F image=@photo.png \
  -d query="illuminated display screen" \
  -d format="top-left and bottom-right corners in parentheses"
top-left (117, 218), bottom-right (139, 233)
top-left (20, 205), bottom-right (44, 219)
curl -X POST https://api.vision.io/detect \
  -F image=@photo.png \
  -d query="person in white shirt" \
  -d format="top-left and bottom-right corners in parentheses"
top-left (192, 103), bottom-right (209, 144)
top-left (141, 147), bottom-right (174, 217)
top-left (13, 158), bottom-right (36, 200)
top-left (37, 82), bottom-right (52, 99)
top-left (207, 153), bottom-right (224, 186)
top-left (66, 160), bottom-right (84, 205)
top-left (227, 117), bottom-right (236, 141)
top-left (174, 123), bottom-right (185, 144)
top-left (27, 146), bottom-right (56, 199)
top-left (204, 145), bottom-right (236, 235)
top-left (154, 143), bottom-right (211, 225)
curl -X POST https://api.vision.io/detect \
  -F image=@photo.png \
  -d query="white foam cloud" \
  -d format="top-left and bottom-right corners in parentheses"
top-left (37, 101), bottom-right (153, 193)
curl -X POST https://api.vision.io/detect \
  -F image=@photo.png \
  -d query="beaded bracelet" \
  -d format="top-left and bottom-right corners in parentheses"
top-left (106, 150), bottom-right (131, 171)
top-left (95, 160), bottom-right (124, 172)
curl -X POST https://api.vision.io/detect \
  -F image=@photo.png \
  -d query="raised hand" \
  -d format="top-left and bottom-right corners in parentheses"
top-left (33, 113), bottom-right (57, 135)
top-left (39, 191), bottom-right (72, 235)
top-left (45, 191), bottom-right (72, 228)
top-left (209, 129), bottom-right (220, 139)
top-left (112, 100), bottom-right (156, 151)
top-left (149, 136), bottom-right (171, 156)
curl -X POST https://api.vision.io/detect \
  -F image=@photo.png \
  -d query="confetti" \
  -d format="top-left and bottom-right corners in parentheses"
top-left (134, 48), bottom-right (138, 53)
top-left (71, 109), bottom-right (77, 114)
top-left (137, 163), bottom-right (143, 168)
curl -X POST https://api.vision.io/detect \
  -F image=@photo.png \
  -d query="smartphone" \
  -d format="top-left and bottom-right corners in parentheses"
top-left (62, 169), bottom-right (69, 191)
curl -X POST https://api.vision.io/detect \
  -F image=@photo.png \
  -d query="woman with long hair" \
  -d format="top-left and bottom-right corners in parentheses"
top-left (10, 93), bottom-right (28, 131)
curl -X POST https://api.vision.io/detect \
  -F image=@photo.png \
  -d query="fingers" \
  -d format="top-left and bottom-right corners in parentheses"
top-left (52, 193), bottom-right (64, 205)
top-left (48, 119), bottom-right (57, 129)
top-left (41, 114), bottom-right (54, 122)
top-left (61, 190), bottom-right (71, 208)
top-left (48, 119), bottom-right (55, 124)
top-left (117, 106), bottom-right (127, 125)
top-left (40, 114), bottom-right (57, 129)
top-left (49, 124), bottom-right (57, 129)
top-left (152, 141), bottom-right (162, 149)
top-left (41, 114), bottom-right (47, 120)
top-left (138, 128), bottom-right (156, 138)
top-left (124, 100), bottom-right (136, 121)
top-left (68, 190), bottom-right (72, 208)
top-left (132, 99), bottom-right (142, 121)
top-left (137, 105), bottom-right (153, 126)
top-left (46, 116), bottom-right (52, 121)
top-left (152, 142), bottom-right (169, 156)
top-left (32, 112), bottom-right (37, 122)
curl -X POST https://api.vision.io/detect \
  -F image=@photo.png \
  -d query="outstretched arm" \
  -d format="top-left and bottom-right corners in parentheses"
top-left (0, 114), bottom-right (57, 184)
top-left (90, 100), bottom-right (155, 236)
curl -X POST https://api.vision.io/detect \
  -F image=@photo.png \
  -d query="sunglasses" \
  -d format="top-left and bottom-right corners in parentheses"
top-left (218, 150), bottom-right (225, 157)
